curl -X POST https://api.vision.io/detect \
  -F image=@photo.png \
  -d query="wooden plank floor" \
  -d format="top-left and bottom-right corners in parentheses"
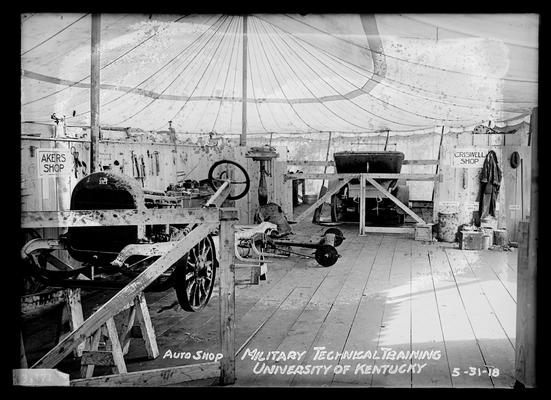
top-left (20, 223), bottom-right (517, 387)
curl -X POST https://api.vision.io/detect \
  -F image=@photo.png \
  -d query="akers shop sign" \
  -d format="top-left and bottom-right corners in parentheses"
top-left (37, 148), bottom-right (73, 177)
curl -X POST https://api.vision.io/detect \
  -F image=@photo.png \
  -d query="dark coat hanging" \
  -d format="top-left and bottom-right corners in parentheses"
top-left (478, 150), bottom-right (502, 220)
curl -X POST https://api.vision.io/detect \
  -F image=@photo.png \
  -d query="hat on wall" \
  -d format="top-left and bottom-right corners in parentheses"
top-left (510, 151), bottom-right (521, 169)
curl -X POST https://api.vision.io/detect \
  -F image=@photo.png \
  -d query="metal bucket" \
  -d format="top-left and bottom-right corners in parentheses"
top-left (481, 227), bottom-right (494, 247)
top-left (482, 235), bottom-right (490, 250)
top-left (437, 212), bottom-right (459, 242)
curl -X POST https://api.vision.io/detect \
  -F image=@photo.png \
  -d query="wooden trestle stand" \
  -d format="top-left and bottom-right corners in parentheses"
top-left (18, 182), bottom-right (241, 386)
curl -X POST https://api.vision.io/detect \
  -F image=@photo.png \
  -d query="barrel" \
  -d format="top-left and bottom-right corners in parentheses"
top-left (494, 228), bottom-right (508, 246)
top-left (437, 212), bottom-right (459, 242)
top-left (303, 194), bottom-right (318, 205)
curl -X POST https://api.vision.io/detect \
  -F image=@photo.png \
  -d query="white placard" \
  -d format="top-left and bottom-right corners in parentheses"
top-left (509, 204), bottom-right (521, 210)
top-left (36, 148), bottom-right (73, 178)
top-left (452, 147), bottom-right (487, 168)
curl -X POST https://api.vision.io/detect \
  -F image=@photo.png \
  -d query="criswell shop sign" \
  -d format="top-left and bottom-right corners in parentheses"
top-left (452, 147), bottom-right (487, 168)
top-left (37, 148), bottom-right (73, 177)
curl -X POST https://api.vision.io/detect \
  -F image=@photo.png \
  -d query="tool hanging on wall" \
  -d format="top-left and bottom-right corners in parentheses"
top-left (154, 151), bottom-right (160, 176)
top-left (71, 146), bottom-right (87, 179)
top-left (148, 151), bottom-right (154, 176)
top-left (140, 155), bottom-right (146, 180)
top-left (131, 151), bottom-right (143, 186)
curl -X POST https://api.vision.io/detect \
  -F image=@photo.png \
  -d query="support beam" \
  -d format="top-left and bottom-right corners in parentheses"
top-left (284, 173), bottom-right (437, 181)
top-left (134, 293), bottom-right (159, 359)
top-left (364, 174), bottom-right (425, 224)
top-left (90, 13), bottom-right (101, 173)
top-left (71, 362), bottom-right (220, 386)
top-left (363, 226), bottom-right (415, 235)
top-left (240, 15), bottom-right (248, 147)
top-left (285, 173), bottom-right (359, 181)
top-left (204, 180), bottom-right (231, 208)
top-left (31, 222), bottom-right (218, 369)
top-left (515, 106), bottom-right (538, 388)
top-left (21, 207), bottom-right (220, 229)
top-left (293, 177), bottom-right (353, 224)
top-left (219, 209), bottom-right (238, 385)
top-left (432, 125), bottom-right (445, 205)
top-left (286, 160), bottom-right (438, 167)
top-left (359, 173), bottom-right (366, 235)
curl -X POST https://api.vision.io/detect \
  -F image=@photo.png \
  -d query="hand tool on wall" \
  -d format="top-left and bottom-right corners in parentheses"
top-left (131, 151), bottom-right (141, 183)
top-left (140, 155), bottom-right (146, 178)
top-left (130, 151), bottom-right (136, 176)
top-left (149, 151), bottom-right (154, 176)
top-left (154, 151), bottom-right (160, 176)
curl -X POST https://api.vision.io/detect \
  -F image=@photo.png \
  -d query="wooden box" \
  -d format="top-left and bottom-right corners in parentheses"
top-left (459, 230), bottom-right (484, 250)
top-left (415, 224), bottom-right (433, 241)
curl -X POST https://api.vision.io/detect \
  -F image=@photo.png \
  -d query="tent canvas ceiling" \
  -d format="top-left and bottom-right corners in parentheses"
top-left (20, 13), bottom-right (539, 135)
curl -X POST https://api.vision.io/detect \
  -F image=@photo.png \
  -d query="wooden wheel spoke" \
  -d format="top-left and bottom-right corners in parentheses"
top-left (194, 283), bottom-right (201, 305)
top-left (187, 258), bottom-right (196, 269)
top-left (200, 240), bottom-right (207, 259)
top-left (199, 280), bottom-right (207, 297)
top-left (187, 280), bottom-right (196, 301)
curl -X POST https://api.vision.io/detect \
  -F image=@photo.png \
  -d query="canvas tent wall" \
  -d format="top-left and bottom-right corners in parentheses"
top-left (21, 13), bottom-right (538, 136)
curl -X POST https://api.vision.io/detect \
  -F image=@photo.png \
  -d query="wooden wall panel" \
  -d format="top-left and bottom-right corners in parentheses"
top-left (22, 136), bottom-right (290, 228)
top-left (20, 121), bottom-right (531, 237)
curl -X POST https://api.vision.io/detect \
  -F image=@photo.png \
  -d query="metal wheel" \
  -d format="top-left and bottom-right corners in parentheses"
top-left (323, 228), bottom-right (344, 247)
top-left (174, 235), bottom-right (218, 312)
top-left (314, 245), bottom-right (339, 267)
top-left (208, 160), bottom-right (250, 200)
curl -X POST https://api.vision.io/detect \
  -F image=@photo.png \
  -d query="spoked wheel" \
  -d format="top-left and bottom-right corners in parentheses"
top-left (174, 235), bottom-right (218, 312)
top-left (208, 160), bottom-right (250, 200)
top-left (21, 229), bottom-right (48, 295)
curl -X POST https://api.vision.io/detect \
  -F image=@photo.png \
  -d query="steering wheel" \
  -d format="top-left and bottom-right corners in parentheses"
top-left (208, 160), bottom-right (250, 200)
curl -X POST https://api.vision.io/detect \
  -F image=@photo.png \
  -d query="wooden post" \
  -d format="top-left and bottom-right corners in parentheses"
top-left (313, 132), bottom-right (332, 223)
top-left (65, 289), bottom-right (85, 356)
top-left (104, 317), bottom-right (127, 374)
top-left (432, 126), bottom-right (445, 222)
top-left (240, 15), bottom-right (248, 147)
top-left (90, 13), bottom-right (101, 172)
top-left (359, 174), bottom-right (366, 236)
top-left (119, 304), bottom-right (137, 355)
top-left (515, 107), bottom-right (538, 388)
top-left (134, 292), bottom-right (159, 359)
top-left (219, 208), bottom-right (238, 385)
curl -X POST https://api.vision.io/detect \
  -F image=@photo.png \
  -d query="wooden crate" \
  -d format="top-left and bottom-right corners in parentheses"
top-left (415, 224), bottom-right (433, 241)
top-left (459, 230), bottom-right (484, 250)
